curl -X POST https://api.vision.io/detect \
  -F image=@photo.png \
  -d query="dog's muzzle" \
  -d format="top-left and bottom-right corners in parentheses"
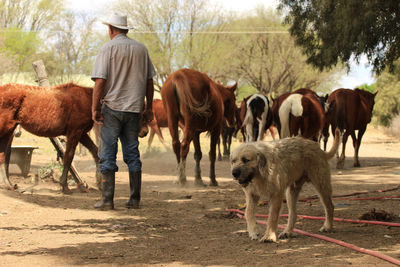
top-left (231, 168), bottom-right (253, 187)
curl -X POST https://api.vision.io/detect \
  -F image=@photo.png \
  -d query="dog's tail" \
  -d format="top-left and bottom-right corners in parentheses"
top-left (325, 128), bottom-right (341, 160)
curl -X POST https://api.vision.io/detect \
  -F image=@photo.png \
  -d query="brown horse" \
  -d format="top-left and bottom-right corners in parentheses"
top-left (161, 68), bottom-right (237, 186)
top-left (325, 88), bottom-right (377, 168)
top-left (145, 99), bottom-right (170, 152)
top-left (272, 88), bottom-right (327, 140)
top-left (0, 83), bottom-right (100, 193)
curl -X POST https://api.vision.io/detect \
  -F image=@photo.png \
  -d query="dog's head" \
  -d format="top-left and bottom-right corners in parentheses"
top-left (230, 143), bottom-right (268, 187)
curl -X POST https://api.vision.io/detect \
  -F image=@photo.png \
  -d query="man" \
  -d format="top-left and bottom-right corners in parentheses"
top-left (92, 13), bottom-right (156, 210)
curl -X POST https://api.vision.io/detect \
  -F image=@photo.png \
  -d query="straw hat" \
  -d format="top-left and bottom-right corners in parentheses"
top-left (102, 13), bottom-right (132, 30)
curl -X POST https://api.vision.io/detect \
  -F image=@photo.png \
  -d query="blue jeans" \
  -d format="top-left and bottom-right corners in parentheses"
top-left (99, 105), bottom-right (142, 173)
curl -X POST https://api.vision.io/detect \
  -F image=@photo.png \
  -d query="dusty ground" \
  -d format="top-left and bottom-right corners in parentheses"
top-left (1, 127), bottom-right (400, 267)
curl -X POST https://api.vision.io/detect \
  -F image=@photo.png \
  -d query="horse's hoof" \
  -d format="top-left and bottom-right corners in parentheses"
top-left (62, 186), bottom-right (73, 195)
top-left (353, 163), bottom-right (361, 167)
top-left (209, 181), bottom-right (218, 187)
top-left (174, 180), bottom-right (186, 186)
top-left (194, 179), bottom-right (206, 187)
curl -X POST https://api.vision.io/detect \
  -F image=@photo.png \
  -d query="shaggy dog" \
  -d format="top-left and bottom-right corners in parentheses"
top-left (230, 130), bottom-right (340, 242)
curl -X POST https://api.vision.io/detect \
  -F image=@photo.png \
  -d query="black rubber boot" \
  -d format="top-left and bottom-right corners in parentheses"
top-left (94, 171), bottom-right (115, 210)
top-left (125, 171), bottom-right (141, 209)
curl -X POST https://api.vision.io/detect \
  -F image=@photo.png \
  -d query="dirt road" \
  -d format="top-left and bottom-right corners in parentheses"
top-left (1, 127), bottom-right (399, 266)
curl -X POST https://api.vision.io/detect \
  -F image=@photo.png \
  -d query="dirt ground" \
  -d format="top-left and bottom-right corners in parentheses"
top-left (1, 127), bottom-right (400, 267)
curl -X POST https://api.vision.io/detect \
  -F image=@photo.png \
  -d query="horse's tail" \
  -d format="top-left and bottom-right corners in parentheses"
top-left (278, 94), bottom-right (303, 138)
top-left (172, 72), bottom-right (211, 118)
top-left (242, 104), bottom-right (254, 142)
top-left (325, 128), bottom-right (341, 160)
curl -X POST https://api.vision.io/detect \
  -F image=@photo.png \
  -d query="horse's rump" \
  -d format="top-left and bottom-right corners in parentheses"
top-left (172, 70), bottom-right (211, 118)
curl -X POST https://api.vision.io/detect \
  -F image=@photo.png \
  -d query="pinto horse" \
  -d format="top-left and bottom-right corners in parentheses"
top-left (239, 94), bottom-right (273, 142)
top-left (272, 88), bottom-right (327, 140)
top-left (0, 83), bottom-right (100, 193)
top-left (161, 68), bottom-right (237, 186)
top-left (324, 88), bottom-right (376, 168)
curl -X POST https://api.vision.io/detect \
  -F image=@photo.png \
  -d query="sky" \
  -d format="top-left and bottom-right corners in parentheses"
top-left (66, 0), bottom-right (375, 89)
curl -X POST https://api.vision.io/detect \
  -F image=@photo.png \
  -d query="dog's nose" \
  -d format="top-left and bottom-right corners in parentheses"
top-left (232, 169), bottom-right (241, 179)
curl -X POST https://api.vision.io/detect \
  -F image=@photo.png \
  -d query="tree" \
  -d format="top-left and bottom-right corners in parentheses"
top-left (45, 11), bottom-right (102, 84)
top-left (0, 27), bottom-right (42, 80)
top-left (228, 8), bottom-right (341, 96)
top-left (0, 0), bottom-right (64, 31)
top-left (372, 60), bottom-right (400, 126)
top-left (113, 0), bottom-right (230, 90)
top-left (278, 0), bottom-right (400, 74)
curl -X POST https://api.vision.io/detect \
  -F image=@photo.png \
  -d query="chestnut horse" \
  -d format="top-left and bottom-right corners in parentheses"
top-left (145, 99), bottom-right (170, 152)
top-left (324, 88), bottom-right (376, 168)
top-left (272, 88), bottom-right (327, 140)
top-left (161, 69), bottom-right (237, 186)
top-left (0, 83), bottom-right (100, 193)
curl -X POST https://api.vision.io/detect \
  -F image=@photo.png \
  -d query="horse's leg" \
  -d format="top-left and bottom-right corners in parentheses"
top-left (193, 132), bottom-right (205, 186)
top-left (217, 136), bottom-right (222, 161)
top-left (59, 134), bottom-right (81, 194)
top-left (337, 130), bottom-right (349, 169)
top-left (0, 129), bottom-right (17, 190)
top-left (146, 128), bottom-right (156, 153)
top-left (225, 129), bottom-right (233, 157)
top-left (79, 132), bottom-right (102, 190)
top-left (354, 127), bottom-right (366, 167)
top-left (156, 126), bottom-right (170, 151)
top-left (209, 131), bottom-right (219, 186)
top-left (178, 128), bottom-right (193, 186)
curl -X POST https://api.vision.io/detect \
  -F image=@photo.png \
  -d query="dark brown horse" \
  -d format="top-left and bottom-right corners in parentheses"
top-left (272, 88), bottom-right (327, 140)
top-left (0, 83), bottom-right (100, 193)
top-left (161, 68), bottom-right (237, 186)
top-left (325, 88), bottom-right (377, 168)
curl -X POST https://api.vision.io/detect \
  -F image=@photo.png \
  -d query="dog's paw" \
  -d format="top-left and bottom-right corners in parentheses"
top-left (248, 231), bottom-right (259, 240)
top-left (278, 231), bottom-right (292, 239)
top-left (259, 233), bottom-right (277, 243)
top-left (319, 226), bottom-right (333, 233)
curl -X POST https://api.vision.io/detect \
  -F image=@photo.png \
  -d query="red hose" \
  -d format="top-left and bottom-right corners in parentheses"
top-left (226, 209), bottom-right (400, 227)
top-left (231, 211), bottom-right (400, 266)
top-left (297, 195), bottom-right (400, 203)
top-left (295, 184), bottom-right (400, 202)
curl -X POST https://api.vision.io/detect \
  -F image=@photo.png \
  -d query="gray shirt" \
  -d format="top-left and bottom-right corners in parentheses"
top-left (91, 34), bottom-right (156, 113)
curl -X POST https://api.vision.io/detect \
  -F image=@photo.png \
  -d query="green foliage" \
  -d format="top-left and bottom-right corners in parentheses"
top-left (372, 61), bottom-right (400, 126)
top-left (279, 0), bottom-right (400, 74)
top-left (236, 84), bottom-right (258, 102)
top-left (0, 27), bottom-right (42, 74)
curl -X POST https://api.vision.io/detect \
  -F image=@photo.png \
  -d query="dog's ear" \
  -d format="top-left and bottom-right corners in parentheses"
top-left (257, 151), bottom-right (267, 174)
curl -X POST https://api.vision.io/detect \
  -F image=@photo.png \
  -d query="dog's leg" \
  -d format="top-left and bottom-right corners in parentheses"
top-left (260, 194), bottom-right (282, 243)
top-left (311, 172), bottom-right (334, 232)
top-left (279, 180), bottom-right (305, 239)
top-left (244, 190), bottom-right (259, 240)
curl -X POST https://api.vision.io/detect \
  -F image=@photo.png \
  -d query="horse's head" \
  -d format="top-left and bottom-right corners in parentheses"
top-left (356, 89), bottom-right (377, 118)
top-left (222, 82), bottom-right (238, 128)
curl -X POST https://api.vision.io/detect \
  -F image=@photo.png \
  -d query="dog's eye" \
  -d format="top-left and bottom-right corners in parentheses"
top-left (241, 157), bottom-right (249, 163)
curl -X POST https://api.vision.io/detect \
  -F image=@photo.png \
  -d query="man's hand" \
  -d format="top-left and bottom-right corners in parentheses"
top-left (92, 110), bottom-right (104, 126)
top-left (142, 108), bottom-right (154, 123)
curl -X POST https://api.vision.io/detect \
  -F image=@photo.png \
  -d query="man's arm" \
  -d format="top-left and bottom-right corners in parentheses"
top-left (92, 78), bottom-right (107, 125)
top-left (143, 79), bottom-right (155, 122)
